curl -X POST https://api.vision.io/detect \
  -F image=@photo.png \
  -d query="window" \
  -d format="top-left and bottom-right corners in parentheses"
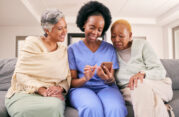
top-left (172, 26), bottom-right (179, 59)
top-left (16, 36), bottom-right (27, 57)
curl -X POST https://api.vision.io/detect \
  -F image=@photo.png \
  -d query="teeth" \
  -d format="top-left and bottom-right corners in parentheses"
top-left (89, 37), bottom-right (96, 40)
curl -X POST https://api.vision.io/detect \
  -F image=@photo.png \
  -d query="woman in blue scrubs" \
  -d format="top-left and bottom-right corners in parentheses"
top-left (67, 1), bottom-right (127, 117)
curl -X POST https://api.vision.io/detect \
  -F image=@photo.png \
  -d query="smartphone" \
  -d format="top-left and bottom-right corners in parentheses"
top-left (100, 62), bottom-right (112, 73)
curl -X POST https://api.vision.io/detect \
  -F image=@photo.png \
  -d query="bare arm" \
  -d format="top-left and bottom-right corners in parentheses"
top-left (71, 65), bottom-right (96, 88)
top-left (71, 70), bottom-right (87, 88)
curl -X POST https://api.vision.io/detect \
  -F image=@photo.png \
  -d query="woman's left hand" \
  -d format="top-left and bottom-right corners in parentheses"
top-left (97, 65), bottom-right (115, 84)
top-left (128, 72), bottom-right (145, 90)
top-left (46, 86), bottom-right (64, 100)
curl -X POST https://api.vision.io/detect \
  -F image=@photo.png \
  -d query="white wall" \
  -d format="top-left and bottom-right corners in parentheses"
top-left (0, 26), bottom-right (42, 59)
top-left (0, 23), bottom-right (164, 59)
top-left (133, 24), bottom-right (164, 58)
top-left (0, 23), bottom-right (81, 59)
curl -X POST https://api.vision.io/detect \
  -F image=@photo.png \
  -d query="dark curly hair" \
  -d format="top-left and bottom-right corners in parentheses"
top-left (76, 1), bottom-right (112, 36)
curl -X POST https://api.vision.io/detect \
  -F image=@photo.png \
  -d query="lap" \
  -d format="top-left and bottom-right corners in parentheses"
top-left (68, 86), bottom-right (127, 116)
top-left (5, 93), bottom-right (65, 117)
top-left (68, 88), bottom-right (102, 108)
top-left (121, 78), bottom-right (173, 103)
top-left (144, 78), bottom-right (172, 101)
top-left (97, 86), bottom-right (126, 107)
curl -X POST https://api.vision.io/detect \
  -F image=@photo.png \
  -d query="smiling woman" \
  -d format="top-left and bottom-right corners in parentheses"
top-left (111, 19), bottom-right (173, 117)
top-left (5, 8), bottom-right (71, 117)
top-left (67, 1), bottom-right (127, 117)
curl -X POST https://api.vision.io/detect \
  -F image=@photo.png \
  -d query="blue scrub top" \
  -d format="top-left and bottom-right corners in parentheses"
top-left (68, 40), bottom-right (119, 87)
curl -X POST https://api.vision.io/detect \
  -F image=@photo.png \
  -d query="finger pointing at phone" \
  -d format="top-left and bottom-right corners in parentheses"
top-left (84, 65), bottom-right (97, 81)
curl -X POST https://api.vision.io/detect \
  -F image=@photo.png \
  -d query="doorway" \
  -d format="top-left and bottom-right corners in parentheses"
top-left (172, 26), bottom-right (179, 59)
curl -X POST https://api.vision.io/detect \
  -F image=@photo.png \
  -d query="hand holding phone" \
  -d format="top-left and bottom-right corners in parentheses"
top-left (100, 62), bottom-right (112, 74)
top-left (97, 62), bottom-right (114, 84)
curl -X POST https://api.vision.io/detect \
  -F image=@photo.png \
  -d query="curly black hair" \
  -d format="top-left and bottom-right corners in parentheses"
top-left (76, 1), bottom-right (112, 36)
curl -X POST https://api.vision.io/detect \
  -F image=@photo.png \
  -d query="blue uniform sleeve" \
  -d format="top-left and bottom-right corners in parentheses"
top-left (111, 48), bottom-right (119, 69)
top-left (67, 46), bottom-right (77, 70)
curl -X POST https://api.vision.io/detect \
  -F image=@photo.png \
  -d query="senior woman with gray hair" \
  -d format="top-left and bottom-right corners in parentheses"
top-left (5, 9), bottom-right (71, 117)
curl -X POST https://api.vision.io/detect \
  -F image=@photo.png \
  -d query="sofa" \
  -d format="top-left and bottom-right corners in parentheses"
top-left (0, 58), bottom-right (179, 117)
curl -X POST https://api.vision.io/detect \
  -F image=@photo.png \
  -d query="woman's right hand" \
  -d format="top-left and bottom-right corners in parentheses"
top-left (37, 87), bottom-right (48, 97)
top-left (83, 65), bottom-right (97, 81)
top-left (128, 72), bottom-right (145, 90)
top-left (97, 65), bottom-right (115, 83)
top-left (37, 86), bottom-right (64, 100)
top-left (46, 86), bottom-right (64, 100)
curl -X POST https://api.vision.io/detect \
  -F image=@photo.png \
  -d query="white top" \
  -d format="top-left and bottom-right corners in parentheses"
top-left (117, 47), bottom-right (131, 63)
top-left (115, 39), bottom-right (166, 86)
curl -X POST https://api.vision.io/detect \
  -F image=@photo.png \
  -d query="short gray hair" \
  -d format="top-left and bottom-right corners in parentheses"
top-left (41, 8), bottom-right (64, 36)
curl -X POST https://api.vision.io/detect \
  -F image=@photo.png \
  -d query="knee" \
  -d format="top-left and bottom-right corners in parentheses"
top-left (106, 102), bottom-right (128, 115)
top-left (132, 80), bottom-right (154, 104)
top-left (133, 79), bottom-right (152, 95)
top-left (47, 98), bottom-right (65, 112)
top-left (79, 101), bottom-right (104, 116)
top-left (117, 104), bottom-right (128, 116)
top-left (84, 101), bottom-right (103, 111)
top-left (12, 106), bottom-right (30, 117)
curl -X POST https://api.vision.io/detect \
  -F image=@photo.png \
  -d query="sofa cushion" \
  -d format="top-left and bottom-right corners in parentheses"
top-left (126, 105), bottom-right (134, 117)
top-left (0, 91), bottom-right (9, 117)
top-left (161, 59), bottom-right (179, 90)
top-left (169, 90), bottom-right (179, 116)
top-left (0, 58), bottom-right (17, 91)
